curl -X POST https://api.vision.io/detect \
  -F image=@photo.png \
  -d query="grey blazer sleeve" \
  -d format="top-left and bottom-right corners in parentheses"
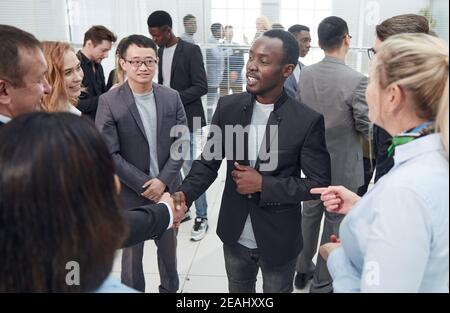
top-left (95, 95), bottom-right (150, 194)
top-left (157, 92), bottom-right (189, 188)
top-left (122, 203), bottom-right (170, 247)
top-left (178, 45), bottom-right (208, 105)
top-left (349, 76), bottom-right (370, 140)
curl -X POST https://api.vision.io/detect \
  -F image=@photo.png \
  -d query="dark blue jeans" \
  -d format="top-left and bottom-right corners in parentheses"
top-left (182, 132), bottom-right (208, 218)
top-left (223, 243), bottom-right (296, 293)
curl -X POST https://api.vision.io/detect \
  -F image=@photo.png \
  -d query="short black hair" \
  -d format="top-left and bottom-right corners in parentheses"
top-left (318, 16), bottom-right (349, 51)
top-left (271, 23), bottom-right (285, 30)
top-left (263, 29), bottom-right (299, 66)
top-left (183, 14), bottom-right (195, 25)
top-left (0, 24), bottom-right (41, 87)
top-left (288, 24), bottom-right (310, 35)
top-left (118, 35), bottom-right (157, 58)
top-left (210, 23), bottom-right (223, 36)
top-left (147, 10), bottom-right (172, 28)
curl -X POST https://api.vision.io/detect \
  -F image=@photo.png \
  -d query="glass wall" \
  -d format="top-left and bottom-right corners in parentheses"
top-left (1, 0), bottom-right (448, 123)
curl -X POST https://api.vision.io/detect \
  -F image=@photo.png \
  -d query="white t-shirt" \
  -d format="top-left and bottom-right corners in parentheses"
top-left (238, 101), bottom-right (274, 249)
top-left (248, 102), bottom-right (274, 167)
top-left (162, 44), bottom-right (177, 88)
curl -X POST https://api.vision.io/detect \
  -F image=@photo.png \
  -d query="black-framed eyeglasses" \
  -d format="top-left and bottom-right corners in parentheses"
top-left (124, 59), bottom-right (157, 68)
top-left (367, 48), bottom-right (376, 60)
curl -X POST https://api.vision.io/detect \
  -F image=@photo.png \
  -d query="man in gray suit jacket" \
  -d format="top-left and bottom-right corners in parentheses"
top-left (295, 17), bottom-right (370, 293)
top-left (95, 35), bottom-right (188, 293)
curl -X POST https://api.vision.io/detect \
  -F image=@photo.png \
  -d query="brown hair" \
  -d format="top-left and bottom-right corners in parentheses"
top-left (376, 14), bottom-right (430, 41)
top-left (41, 41), bottom-right (80, 111)
top-left (0, 112), bottom-right (127, 292)
top-left (0, 25), bottom-right (41, 87)
top-left (373, 33), bottom-right (449, 157)
top-left (83, 25), bottom-right (117, 47)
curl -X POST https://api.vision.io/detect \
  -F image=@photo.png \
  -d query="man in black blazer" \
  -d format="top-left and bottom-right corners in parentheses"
top-left (77, 26), bottom-right (117, 121)
top-left (173, 30), bottom-right (331, 293)
top-left (148, 11), bottom-right (210, 241)
top-left (148, 11), bottom-right (207, 134)
top-left (122, 192), bottom-right (184, 248)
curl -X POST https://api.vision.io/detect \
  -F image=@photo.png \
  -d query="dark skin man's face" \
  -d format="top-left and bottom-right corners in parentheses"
top-left (246, 37), bottom-right (294, 103)
top-left (148, 26), bottom-right (171, 47)
top-left (295, 30), bottom-right (311, 58)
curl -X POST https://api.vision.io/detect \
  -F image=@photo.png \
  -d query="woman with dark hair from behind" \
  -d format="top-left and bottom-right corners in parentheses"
top-left (0, 112), bottom-right (178, 292)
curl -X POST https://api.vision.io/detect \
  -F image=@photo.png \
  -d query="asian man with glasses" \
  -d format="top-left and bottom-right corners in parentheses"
top-left (95, 34), bottom-right (189, 293)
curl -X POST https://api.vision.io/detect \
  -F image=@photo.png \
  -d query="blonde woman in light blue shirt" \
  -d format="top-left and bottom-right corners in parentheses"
top-left (312, 33), bottom-right (449, 292)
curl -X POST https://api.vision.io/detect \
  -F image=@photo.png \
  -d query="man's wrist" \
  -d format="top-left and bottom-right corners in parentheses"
top-left (158, 201), bottom-right (173, 230)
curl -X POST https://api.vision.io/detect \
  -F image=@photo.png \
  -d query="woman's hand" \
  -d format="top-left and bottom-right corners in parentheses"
top-left (320, 242), bottom-right (341, 261)
top-left (310, 186), bottom-right (360, 215)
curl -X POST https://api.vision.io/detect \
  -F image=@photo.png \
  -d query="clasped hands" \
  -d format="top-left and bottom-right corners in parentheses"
top-left (143, 161), bottom-right (262, 229)
top-left (156, 192), bottom-right (188, 229)
top-left (141, 178), bottom-right (188, 229)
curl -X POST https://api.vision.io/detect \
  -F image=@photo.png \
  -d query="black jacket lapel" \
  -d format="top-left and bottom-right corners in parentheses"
top-left (237, 94), bottom-right (255, 166)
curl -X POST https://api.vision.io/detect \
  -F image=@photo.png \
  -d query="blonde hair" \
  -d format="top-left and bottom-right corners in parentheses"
top-left (373, 33), bottom-right (449, 157)
top-left (41, 41), bottom-right (78, 112)
top-left (256, 16), bottom-right (271, 32)
top-left (113, 37), bottom-right (128, 85)
top-left (436, 78), bottom-right (449, 156)
top-left (112, 53), bottom-right (125, 85)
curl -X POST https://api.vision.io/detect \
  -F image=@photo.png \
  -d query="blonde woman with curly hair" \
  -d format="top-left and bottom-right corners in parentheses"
top-left (251, 16), bottom-right (271, 44)
top-left (313, 33), bottom-right (449, 292)
top-left (41, 41), bottom-right (84, 115)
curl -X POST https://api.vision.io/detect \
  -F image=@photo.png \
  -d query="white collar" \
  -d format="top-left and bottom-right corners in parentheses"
top-left (0, 114), bottom-right (12, 124)
top-left (68, 104), bottom-right (82, 116)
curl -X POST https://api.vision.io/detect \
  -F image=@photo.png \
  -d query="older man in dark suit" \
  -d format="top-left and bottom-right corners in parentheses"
top-left (0, 25), bottom-right (51, 125)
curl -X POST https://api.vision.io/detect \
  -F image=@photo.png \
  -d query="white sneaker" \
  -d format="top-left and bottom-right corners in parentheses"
top-left (190, 218), bottom-right (208, 241)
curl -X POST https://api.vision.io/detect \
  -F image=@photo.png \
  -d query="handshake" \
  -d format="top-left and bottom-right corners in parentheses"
top-left (158, 191), bottom-right (189, 229)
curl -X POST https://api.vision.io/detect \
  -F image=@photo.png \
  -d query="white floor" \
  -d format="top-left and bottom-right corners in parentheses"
top-left (111, 161), bottom-right (318, 293)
